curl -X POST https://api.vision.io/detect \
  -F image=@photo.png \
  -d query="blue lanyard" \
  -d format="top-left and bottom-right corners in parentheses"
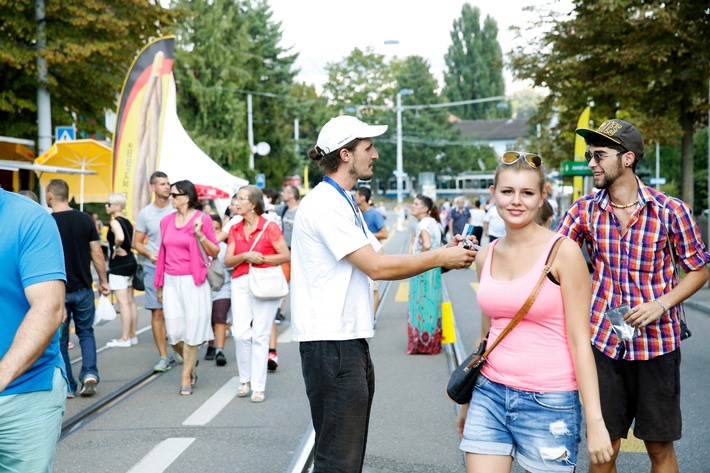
top-left (323, 176), bottom-right (367, 237)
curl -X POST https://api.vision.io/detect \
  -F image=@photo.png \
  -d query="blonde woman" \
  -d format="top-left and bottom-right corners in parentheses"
top-left (105, 193), bottom-right (139, 348)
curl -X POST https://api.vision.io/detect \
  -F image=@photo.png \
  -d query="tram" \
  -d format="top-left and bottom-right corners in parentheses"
top-left (383, 171), bottom-right (495, 200)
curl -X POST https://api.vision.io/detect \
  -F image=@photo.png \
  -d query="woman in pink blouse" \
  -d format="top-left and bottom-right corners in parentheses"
top-left (155, 180), bottom-right (219, 396)
top-left (225, 185), bottom-right (290, 403)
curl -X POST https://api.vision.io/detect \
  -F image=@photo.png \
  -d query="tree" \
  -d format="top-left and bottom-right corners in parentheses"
top-left (443, 4), bottom-right (509, 120)
top-left (510, 0), bottom-right (710, 210)
top-left (0, 0), bottom-right (176, 140)
top-left (172, 0), bottom-right (298, 186)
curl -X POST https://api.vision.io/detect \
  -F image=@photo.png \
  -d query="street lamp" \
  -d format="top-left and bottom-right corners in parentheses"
top-left (396, 88), bottom-right (414, 206)
top-left (395, 88), bottom-right (414, 233)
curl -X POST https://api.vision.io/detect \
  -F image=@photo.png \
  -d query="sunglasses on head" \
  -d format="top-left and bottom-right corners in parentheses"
top-left (501, 151), bottom-right (542, 168)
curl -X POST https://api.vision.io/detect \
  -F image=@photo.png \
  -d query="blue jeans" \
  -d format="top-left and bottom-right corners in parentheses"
top-left (60, 287), bottom-right (99, 392)
top-left (300, 339), bottom-right (375, 473)
top-left (460, 375), bottom-right (581, 473)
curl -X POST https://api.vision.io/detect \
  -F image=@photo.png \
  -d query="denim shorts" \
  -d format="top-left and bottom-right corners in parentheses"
top-left (460, 375), bottom-right (582, 473)
top-left (141, 265), bottom-right (161, 310)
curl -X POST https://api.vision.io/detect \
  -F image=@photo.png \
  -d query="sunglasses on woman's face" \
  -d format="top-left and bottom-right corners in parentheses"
top-left (501, 151), bottom-right (543, 168)
top-left (169, 192), bottom-right (187, 199)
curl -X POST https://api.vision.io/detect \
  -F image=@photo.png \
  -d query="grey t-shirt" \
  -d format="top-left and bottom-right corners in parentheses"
top-left (135, 203), bottom-right (175, 268)
top-left (276, 203), bottom-right (298, 248)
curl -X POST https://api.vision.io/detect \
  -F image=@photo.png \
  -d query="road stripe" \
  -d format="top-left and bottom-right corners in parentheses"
top-left (182, 377), bottom-right (240, 426)
top-left (395, 281), bottom-right (409, 302)
top-left (126, 437), bottom-right (195, 473)
top-left (620, 430), bottom-right (646, 453)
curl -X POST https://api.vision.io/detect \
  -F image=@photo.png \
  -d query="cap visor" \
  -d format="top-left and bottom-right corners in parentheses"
top-left (576, 128), bottom-right (622, 146)
top-left (358, 124), bottom-right (388, 139)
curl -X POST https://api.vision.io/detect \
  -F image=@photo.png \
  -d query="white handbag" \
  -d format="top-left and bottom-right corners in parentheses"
top-left (246, 221), bottom-right (289, 300)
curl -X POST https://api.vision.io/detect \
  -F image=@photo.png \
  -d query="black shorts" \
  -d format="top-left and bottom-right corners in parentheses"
top-left (593, 346), bottom-right (681, 442)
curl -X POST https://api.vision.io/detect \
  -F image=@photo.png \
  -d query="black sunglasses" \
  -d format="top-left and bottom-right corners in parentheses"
top-left (501, 151), bottom-right (542, 168)
top-left (584, 151), bottom-right (622, 163)
top-left (169, 192), bottom-right (187, 198)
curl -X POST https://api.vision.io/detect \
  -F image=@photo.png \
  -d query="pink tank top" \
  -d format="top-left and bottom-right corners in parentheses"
top-left (477, 235), bottom-right (578, 392)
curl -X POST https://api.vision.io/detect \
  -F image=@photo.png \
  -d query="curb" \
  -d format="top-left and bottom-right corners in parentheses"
top-left (684, 300), bottom-right (710, 316)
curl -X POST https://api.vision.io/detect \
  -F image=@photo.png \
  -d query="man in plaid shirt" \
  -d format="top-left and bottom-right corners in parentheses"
top-left (558, 119), bottom-right (709, 473)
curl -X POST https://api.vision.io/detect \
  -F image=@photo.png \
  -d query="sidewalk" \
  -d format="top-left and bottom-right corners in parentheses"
top-left (685, 285), bottom-right (710, 315)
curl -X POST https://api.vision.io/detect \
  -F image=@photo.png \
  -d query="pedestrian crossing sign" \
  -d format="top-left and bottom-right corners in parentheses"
top-left (55, 126), bottom-right (75, 141)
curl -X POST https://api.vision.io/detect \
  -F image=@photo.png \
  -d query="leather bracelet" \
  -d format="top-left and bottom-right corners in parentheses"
top-left (654, 299), bottom-right (668, 313)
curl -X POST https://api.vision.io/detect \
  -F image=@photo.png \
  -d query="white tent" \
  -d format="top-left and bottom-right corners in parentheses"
top-left (159, 77), bottom-right (247, 214)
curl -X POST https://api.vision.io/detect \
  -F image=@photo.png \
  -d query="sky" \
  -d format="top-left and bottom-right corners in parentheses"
top-left (267, 0), bottom-right (573, 94)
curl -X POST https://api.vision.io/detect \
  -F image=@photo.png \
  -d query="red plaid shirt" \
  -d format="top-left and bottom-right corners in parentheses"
top-left (558, 179), bottom-right (710, 360)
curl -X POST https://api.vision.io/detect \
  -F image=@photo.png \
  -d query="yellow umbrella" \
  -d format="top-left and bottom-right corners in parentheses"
top-left (36, 139), bottom-right (112, 209)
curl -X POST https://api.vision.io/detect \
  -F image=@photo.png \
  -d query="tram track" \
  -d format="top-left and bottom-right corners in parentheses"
top-left (60, 367), bottom-right (169, 440)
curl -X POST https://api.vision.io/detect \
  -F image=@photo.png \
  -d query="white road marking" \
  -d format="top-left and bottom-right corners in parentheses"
top-left (182, 377), bottom-right (240, 426)
top-left (126, 437), bottom-right (195, 473)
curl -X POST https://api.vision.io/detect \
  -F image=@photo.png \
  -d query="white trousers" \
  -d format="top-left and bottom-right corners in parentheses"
top-left (231, 275), bottom-right (279, 391)
top-left (163, 274), bottom-right (214, 346)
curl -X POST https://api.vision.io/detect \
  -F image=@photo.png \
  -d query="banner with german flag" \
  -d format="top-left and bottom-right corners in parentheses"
top-left (112, 36), bottom-right (175, 220)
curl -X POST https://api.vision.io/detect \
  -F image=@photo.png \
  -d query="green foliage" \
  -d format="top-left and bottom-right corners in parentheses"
top-left (0, 0), bottom-right (177, 140)
top-left (510, 0), bottom-right (710, 207)
top-left (171, 0), bottom-right (299, 188)
top-left (442, 4), bottom-right (509, 120)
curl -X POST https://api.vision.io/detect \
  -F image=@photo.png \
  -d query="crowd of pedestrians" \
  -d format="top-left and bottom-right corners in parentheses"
top-left (4, 112), bottom-right (708, 472)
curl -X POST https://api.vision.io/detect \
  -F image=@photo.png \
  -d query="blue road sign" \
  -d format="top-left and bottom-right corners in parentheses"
top-left (255, 173), bottom-right (266, 188)
top-left (56, 126), bottom-right (75, 141)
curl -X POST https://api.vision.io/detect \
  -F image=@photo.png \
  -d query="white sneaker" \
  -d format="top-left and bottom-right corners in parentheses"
top-left (107, 339), bottom-right (131, 348)
top-left (130, 337), bottom-right (138, 345)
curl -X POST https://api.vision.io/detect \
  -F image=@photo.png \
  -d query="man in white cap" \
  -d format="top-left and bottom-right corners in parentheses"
top-left (290, 115), bottom-right (477, 472)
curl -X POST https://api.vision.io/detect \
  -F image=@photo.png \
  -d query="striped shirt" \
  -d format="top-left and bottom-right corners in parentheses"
top-left (557, 178), bottom-right (710, 360)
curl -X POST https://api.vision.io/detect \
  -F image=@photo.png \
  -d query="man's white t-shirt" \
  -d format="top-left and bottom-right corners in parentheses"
top-left (483, 205), bottom-right (506, 238)
top-left (291, 182), bottom-right (382, 342)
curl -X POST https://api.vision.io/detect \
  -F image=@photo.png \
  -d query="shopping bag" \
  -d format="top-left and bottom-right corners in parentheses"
top-left (94, 295), bottom-right (117, 326)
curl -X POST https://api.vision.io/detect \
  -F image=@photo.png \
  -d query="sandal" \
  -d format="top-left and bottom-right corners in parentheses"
top-left (190, 370), bottom-right (198, 387)
top-left (237, 382), bottom-right (250, 397)
top-left (180, 385), bottom-right (193, 396)
top-left (250, 391), bottom-right (265, 403)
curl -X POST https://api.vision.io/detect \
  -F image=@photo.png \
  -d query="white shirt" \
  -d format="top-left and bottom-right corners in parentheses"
top-left (290, 182), bottom-right (382, 342)
top-left (484, 206), bottom-right (506, 238)
top-left (469, 208), bottom-right (485, 227)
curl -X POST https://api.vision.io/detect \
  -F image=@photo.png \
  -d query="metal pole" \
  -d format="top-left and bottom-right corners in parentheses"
top-left (656, 141), bottom-right (661, 190)
top-left (36, 0), bottom-right (52, 155)
top-left (247, 93), bottom-right (254, 170)
top-left (396, 92), bottom-right (403, 206)
top-left (294, 118), bottom-right (299, 159)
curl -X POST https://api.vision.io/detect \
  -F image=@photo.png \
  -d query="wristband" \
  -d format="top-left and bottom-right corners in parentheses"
top-left (199, 235), bottom-right (206, 242)
top-left (654, 299), bottom-right (667, 313)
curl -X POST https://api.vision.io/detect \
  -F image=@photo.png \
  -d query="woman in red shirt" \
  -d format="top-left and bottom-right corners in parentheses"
top-left (225, 185), bottom-right (290, 403)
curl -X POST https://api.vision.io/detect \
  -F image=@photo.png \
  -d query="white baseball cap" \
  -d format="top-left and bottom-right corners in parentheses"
top-left (316, 116), bottom-right (388, 155)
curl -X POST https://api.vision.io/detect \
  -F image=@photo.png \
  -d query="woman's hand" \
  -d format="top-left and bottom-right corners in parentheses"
top-left (586, 418), bottom-right (613, 465)
top-left (456, 404), bottom-right (469, 439)
top-left (193, 217), bottom-right (203, 235)
top-left (157, 287), bottom-right (163, 304)
top-left (247, 251), bottom-right (265, 265)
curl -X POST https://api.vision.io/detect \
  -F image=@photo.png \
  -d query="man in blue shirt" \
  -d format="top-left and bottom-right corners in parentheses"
top-left (355, 186), bottom-right (388, 314)
top-left (0, 189), bottom-right (67, 470)
top-left (355, 186), bottom-right (387, 240)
